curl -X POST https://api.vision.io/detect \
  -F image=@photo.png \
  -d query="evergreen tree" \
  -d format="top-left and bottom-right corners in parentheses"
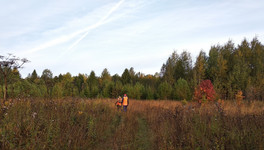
top-left (161, 56), bottom-right (177, 84)
top-left (207, 45), bottom-right (220, 82)
top-left (174, 51), bottom-right (192, 81)
top-left (194, 51), bottom-right (207, 85)
top-left (101, 68), bottom-right (111, 82)
top-left (52, 83), bottom-right (63, 99)
top-left (30, 69), bottom-right (38, 82)
top-left (87, 71), bottom-right (99, 98)
top-left (133, 82), bottom-right (144, 99)
top-left (144, 86), bottom-right (155, 100)
top-left (121, 68), bottom-right (131, 85)
top-left (41, 69), bottom-right (53, 98)
top-left (73, 74), bottom-right (85, 94)
top-left (111, 80), bottom-right (123, 98)
top-left (173, 78), bottom-right (191, 100)
top-left (157, 82), bottom-right (172, 100)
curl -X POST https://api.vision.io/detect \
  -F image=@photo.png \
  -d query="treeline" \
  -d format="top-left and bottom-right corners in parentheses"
top-left (1, 37), bottom-right (264, 100)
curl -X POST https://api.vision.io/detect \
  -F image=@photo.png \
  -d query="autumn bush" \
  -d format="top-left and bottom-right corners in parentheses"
top-left (194, 80), bottom-right (216, 103)
top-left (0, 98), bottom-right (263, 149)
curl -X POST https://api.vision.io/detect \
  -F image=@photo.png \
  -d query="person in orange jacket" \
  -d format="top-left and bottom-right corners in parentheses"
top-left (115, 96), bottom-right (122, 110)
top-left (121, 94), bottom-right (129, 112)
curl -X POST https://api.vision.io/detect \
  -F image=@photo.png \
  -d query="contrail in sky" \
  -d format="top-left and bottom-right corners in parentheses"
top-left (66, 0), bottom-right (125, 52)
top-left (23, 0), bottom-right (125, 55)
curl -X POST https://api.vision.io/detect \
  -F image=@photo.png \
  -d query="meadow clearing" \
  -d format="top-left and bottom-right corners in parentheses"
top-left (0, 99), bottom-right (264, 150)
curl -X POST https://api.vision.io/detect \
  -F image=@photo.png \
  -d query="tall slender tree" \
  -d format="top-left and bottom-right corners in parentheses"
top-left (0, 54), bottom-right (29, 101)
top-left (194, 51), bottom-right (207, 85)
top-left (121, 68), bottom-right (131, 85)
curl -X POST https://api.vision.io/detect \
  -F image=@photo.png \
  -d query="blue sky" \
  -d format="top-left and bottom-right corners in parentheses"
top-left (1, 0), bottom-right (264, 77)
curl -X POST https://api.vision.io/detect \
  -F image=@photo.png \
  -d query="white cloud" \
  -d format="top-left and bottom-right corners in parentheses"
top-left (66, 0), bottom-right (125, 52)
top-left (1, 0), bottom-right (264, 77)
top-left (17, 0), bottom-right (124, 56)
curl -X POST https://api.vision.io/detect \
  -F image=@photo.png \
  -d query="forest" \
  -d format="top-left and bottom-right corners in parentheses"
top-left (1, 37), bottom-right (264, 101)
top-left (1, 37), bottom-right (264, 149)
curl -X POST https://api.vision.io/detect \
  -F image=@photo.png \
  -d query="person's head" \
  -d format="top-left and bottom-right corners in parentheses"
top-left (118, 96), bottom-right (121, 98)
top-left (124, 94), bottom-right (127, 97)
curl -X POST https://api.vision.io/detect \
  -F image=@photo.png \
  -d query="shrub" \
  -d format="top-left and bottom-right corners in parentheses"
top-left (181, 99), bottom-right (188, 105)
top-left (173, 78), bottom-right (191, 100)
top-left (194, 80), bottom-right (216, 103)
top-left (157, 82), bottom-right (172, 100)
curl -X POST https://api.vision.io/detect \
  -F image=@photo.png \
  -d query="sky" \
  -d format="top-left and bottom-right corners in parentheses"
top-left (1, 0), bottom-right (264, 78)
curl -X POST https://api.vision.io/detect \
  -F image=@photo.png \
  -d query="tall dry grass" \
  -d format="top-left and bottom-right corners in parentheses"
top-left (0, 98), bottom-right (263, 149)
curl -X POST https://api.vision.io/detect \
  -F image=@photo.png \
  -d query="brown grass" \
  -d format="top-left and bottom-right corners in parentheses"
top-left (0, 98), bottom-right (264, 149)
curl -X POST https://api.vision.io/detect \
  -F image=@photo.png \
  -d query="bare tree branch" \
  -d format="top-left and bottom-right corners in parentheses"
top-left (0, 54), bottom-right (29, 101)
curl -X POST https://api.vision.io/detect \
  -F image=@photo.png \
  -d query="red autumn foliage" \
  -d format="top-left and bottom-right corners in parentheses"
top-left (194, 80), bottom-right (216, 103)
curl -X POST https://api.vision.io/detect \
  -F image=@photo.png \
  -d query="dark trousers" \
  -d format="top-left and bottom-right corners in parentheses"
top-left (123, 106), bottom-right (128, 112)
top-left (117, 105), bottom-right (121, 110)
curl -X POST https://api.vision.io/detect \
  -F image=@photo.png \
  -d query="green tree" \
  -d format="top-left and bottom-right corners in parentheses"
top-left (41, 69), bottom-right (54, 98)
top-left (215, 52), bottom-right (228, 99)
top-left (160, 52), bottom-right (179, 84)
top-left (194, 51), bottom-right (207, 85)
top-left (112, 74), bottom-right (121, 83)
top-left (111, 80), bottom-right (123, 98)
top-left (129, 67), bottom-right (137, 84)
top-left (173, 78), bottom-right (191, 100)
top-left (29, 69), bottom-right (38, 83)
top-left (144, 86), bottom-right (155, 100)
top-left (122, 84), bottom-right (133, 98)
top-left (249, 38), bottom-right (264, 100)
top-left (161, 51), bottom-right (192, 87)
top-left (133, 82), bottom-right (144, 99)
top-left (0, 54), bottom-right (29, 101)
top-left (101, 68), bottom-right (111, 82)
top-left (207, 45), bottom-right (220, 82)
top-left (11, 79), bottom-right (45, 98)
top-left (121, 68), bottom-right (131, 84)
top-left (174, 51), bottom-right (192, 81)
top-left (7, 68), bottom-right (21, 98)
top-left (102, 81), bottom-right (113, 98)
top-left (87, 71), bottom-right (99, 98)
top-left (52, 83), bottom-right (63, 99)
top-left (100, 68), bottom-right (112, 98)
top-left (157, 82), bottom-right (172, 100)
top-left (81, 82), bottom-right (90, 98)
top-left (218, 40), bottom-right (235, 99)
top-left (60, 72), bottom-right (78, 97)
top-left (73, 74), bottom-right (85, 94)
top-left (230, 40), bottom-right (251, 95)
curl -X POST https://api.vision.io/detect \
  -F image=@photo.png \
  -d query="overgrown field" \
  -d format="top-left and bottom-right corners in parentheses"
top-left (0, 99), bottom-right (264, 149)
